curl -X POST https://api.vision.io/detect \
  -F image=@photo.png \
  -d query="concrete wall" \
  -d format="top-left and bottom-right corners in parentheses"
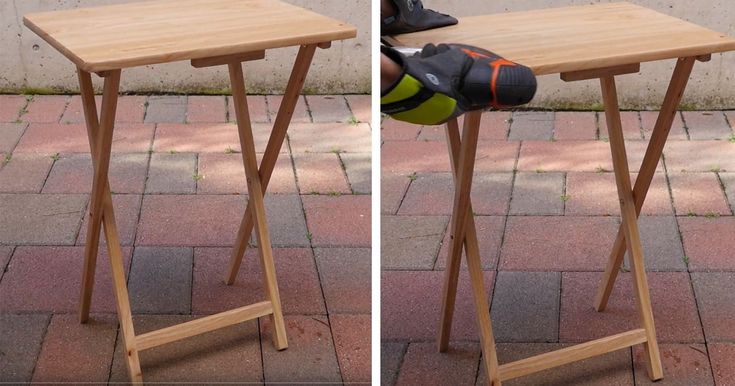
top-left (3, 0), bottom-right (734, 107)
top-left (424, 0), bottom-right (735, 109)
top-left (0, 0), bottom-right (371, 94)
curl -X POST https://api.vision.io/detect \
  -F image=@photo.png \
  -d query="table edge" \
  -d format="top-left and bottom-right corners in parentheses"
top-left (23, 15), bottom-right (357, 73)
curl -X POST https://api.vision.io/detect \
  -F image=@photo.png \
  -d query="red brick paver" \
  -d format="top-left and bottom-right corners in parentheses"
top-left (0, 246), bottom-right (132, 313)
top-left (709, 343), bottom-right (735, 386)
top-left (679, 217), bottom-right (735, 271)
top-left (0, 95), bottom-right (28, 122)
top-left (14, 123), bottom-right (154, 154)
top-left (0, 93), bottom-right (367, 384)
top-left (554, 111), bottom-right (597, 140)
top-left (331, 314), bottom-right (372, 383)
top-left (260, 315), bottom-right (342, 383)
top-left (0, 123), bottom-right (27, 153)
top-left (192, 247), bottom-right (325, 315)
top-left (669, 172), bottom-right (731, 216)
top-left (381, 270), bottom-right (495, 341)
top-left (0, 154), bottom-right (54, 193)
top-left (302, 195), bottom-right (371, 247)
top-left (633, 344), bottom-right (714, 385)
top-left (560, 272), bottom-right (703, 343)
top-left (187, 95), bottom-right (226, 123)
top-left (315, 248), bottom-right (371, 314)
top-left (228, 95), bottom-right (269, 123)
top-left (61, 95), bottom-right (146, 124)
top-left (682, 111), bottom-right (731, 140)
top-left (293, 153), bottom-right (351, 194)
top-left (396, 342), bottom-right (480, 386)
top-left (500, 216), bottom-right (619, 271)
top-left (32, 314), bottom-right (118, 383)
top-left (22, 96), bottom-right (69, 123)
top-left (381, 108), bottom-right (734, 386)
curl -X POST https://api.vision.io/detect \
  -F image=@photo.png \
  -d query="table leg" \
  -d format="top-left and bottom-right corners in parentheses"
top-left (77, 69), bottom-right (143, 382)
top-left (600, 75), bottom-right (663, 381)
top-left (225, 44), bottom-right (318, 285)
top-left (439, 111), bottom-right (501, 384)
top-left (228, 61), bottom-right (288, 350)
top-left (437, 117), bottom-right (484, 351)
top-left (594, 57), bottom-right (696, 311)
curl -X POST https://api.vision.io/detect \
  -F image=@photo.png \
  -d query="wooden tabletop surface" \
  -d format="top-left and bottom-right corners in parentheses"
top-left (24, 0), bottom-right (357, 72)
top-left (390, 2), bottom-right (735, 75)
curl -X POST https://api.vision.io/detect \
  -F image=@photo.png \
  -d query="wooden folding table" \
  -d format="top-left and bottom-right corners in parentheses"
top-left (24, 0), bottom-right (355, 382)
top-left (390, 2), bottom-right (735, 384)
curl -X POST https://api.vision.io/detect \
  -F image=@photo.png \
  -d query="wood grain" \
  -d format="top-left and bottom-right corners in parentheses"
top-left (594, 57), bottom-right (696, 312)
top-left (600, 75), bottom-right (663, 380)
top-left (390, 2), bottom-right (735, 75)
top-left (499, 329), bottom-right (647, 381)
top-left (136, 301), bottom-right (273, 351)
top-left (24, 0), bottom-right (356, 72)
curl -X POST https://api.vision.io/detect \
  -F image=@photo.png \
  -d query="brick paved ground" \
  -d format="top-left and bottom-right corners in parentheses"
top-left (0, 94), bottom-right (371, 383)
top-left (381, 110), bottom-right (735, 386)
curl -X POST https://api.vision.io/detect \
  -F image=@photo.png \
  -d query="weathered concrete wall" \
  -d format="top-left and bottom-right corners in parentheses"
top-left (3, 0), bottom-right (735, 107)
top-left (0, 0), bottom-right (370, 94)
top-left (424, 0), bottom-right (735, 109)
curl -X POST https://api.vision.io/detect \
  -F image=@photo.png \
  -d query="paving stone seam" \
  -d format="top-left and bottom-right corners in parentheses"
top-left (488, 143), bottom-right (521, 310)
top-left (15, 96), bottom-right (32, 123)
top-left (299, 95), bottom-right (315, 123)
top-left (58, 97), bottom-right (72, 125)
top-left (223, 95), bottom-right (231, 122)
top-left (38, 153), bottom-right (59, 194)
top-left (723, 110), bottom-right (734, 137)
top-left (344, 95), bottom-right (359, 124)
top-left (285, 132), bottom-right (341, 380)
top-left (334, 153), bottom-right (354, 195)
top-left (193, 152), bottom-right (200, 193)
top-left (394, 173), bottom-right (416, 216)
top-left (715, 171), bottom-right (735, 216)
top-left (0, 246), bottom-right (15, 283)
top-left (560, 172), bottom-right (570, 217)
top-left (106, 328), bottom-right (121, 382)
top-left (69, 195), bottom-right (91, 246)
top-left (2, 122), bottom-right (29, 156)
top-left (140, 96), bottom-right (150, 123)
top-left (627, 346), bottom-right (637, 384)
top-left (635, 110), bottom-right (645, 140)
top-left (391, 341), bottom-right (410, 386)
top-left (27, 313), bottom-right (53, 382)
top-left (678, 111), bottom-right (695, 140)
top-left (556, 272), bottom-right (563, 343)
top-left (431, 219), bottom-right (452, 270)
top-left (293, 130), bottom-right (354, 381)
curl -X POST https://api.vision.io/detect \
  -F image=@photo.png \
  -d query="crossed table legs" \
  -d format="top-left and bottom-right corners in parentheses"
top-left (438, 57), bottom-right (698, 385)
top-left (75, 44), bottom-right (320, 382)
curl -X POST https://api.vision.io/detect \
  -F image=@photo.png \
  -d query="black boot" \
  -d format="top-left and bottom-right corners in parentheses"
top-left (382, 0), bottom-right (458, 35)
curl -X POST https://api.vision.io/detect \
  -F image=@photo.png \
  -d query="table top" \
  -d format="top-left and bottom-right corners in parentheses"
top-left (390, 2), bottom-right (735, 75)
top-left (24, 0), bottom-right (357, 72)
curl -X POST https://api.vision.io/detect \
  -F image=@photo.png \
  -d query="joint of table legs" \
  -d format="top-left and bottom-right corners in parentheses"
top-left (190, 50), bottom-right (266, 68)
top-left (560, 63), bottom-right (640, 82)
